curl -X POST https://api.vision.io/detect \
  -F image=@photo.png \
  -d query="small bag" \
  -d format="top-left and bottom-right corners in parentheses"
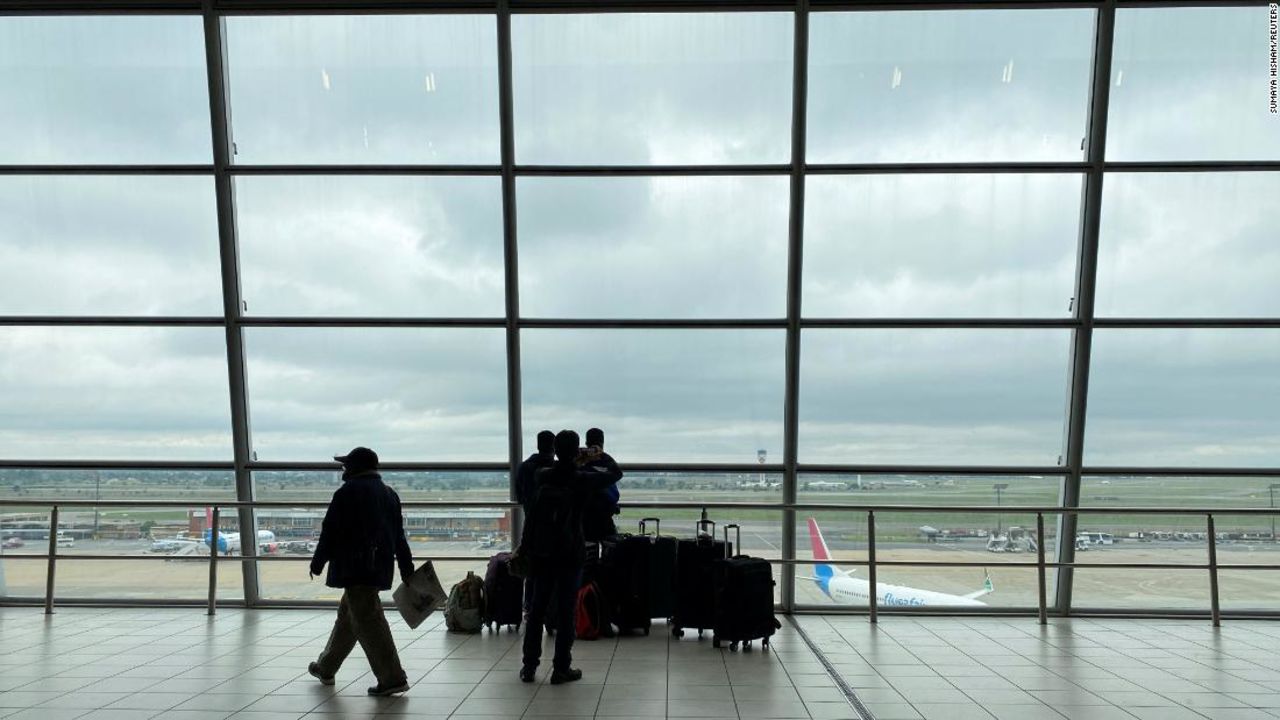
top-left (575, 581), bottom-right (605, 641)
top-left (445, 571), bottom-right (485, 633)
top-left (392, 560), bottom-right (447, 629)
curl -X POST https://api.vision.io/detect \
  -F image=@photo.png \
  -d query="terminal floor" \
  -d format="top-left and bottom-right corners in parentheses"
top-left (793, 614), bottom-right (1280, 720)
top-left (0, 606), bottom-right (857, 720)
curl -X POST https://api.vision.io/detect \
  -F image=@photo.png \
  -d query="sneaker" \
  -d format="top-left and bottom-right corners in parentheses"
top-left (519, 665), bottom-right (537, 683)
top-left (307, 662), bottom-right (334, 686)
top-left (549, 667), bottom-right (583, 685)
top-left (367, 680), bottom-right (410, 696)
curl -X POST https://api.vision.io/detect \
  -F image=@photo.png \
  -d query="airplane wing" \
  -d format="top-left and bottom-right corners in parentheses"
top-left (963, 571), bottom-right (995, 600)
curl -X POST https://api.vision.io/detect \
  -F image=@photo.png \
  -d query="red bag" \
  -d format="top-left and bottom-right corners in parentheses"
top-left (575, 581), bottom-right (603, 641)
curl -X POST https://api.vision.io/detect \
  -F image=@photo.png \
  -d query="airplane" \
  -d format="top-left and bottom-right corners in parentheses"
top-left (204, 529), bottom-right (277, 555)
top-left (806, 518), bottom-right (994, 607)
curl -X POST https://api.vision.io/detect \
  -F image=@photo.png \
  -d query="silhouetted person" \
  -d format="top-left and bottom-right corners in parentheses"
top-left (582, 427), bottom-right (621, 542)
top-left (516, 430), bottom-right (556, 614)
top-left (516, 430), bottom-right (556, 518)
top-left (519, 430), bottom-right (622, 684)
top-left (308, 446), bottom-right (414, 697)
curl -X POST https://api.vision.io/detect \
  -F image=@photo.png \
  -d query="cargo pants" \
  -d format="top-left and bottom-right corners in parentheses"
top-left (315, 586), bottom-right (407, 686)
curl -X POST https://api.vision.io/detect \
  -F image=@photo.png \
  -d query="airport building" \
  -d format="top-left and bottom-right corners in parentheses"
top-left (1, 1), bottom-right (1278, 719)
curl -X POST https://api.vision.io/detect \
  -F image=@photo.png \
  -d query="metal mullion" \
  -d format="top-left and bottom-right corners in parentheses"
top-left (215, 0), bottom-right (495, 12)
top-left (497, 0), bottom-right (524, 545)
top-left (0, 459), bottom-right (235, 470)
top-left (1057, 0), bottom-right (1115, 616)
top-left (0, 165), bottom-right (212, 174)
top-left (797, 464), bottom-right (1070, 475)
top-left (519, 318), bottom-right (786, 329)
top-left (1105, 161), bottom-right (1280, 172)
top-left (780, 0), bottom-right (809, 616)
top-left (203, 5), bottom-right (260, 606)
top-left (229, 165), bottom-right (501, 175)
top-left (515, 164), bottom-right (790, 176)
top-left (236, 316), bottom-right (506, 328)
top-left (1084, 467), bottom-right (1280, 477)
top-left (0, 316), bottom-right (224, 326)
top-left (248, 460), bottom-right (510, 471)
top-left (801, 318), bottom-right (1078, 329)
top-left (810, 1), bottom-right (1102, 9)
top-left (1093, 318), bottom-right (1280, 328)
top-left (805, 162), bottom-right (1089, 175)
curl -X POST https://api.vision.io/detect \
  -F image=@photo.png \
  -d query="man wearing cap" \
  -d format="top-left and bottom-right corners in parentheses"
top-left (307, 447), bottom-right (415, 696)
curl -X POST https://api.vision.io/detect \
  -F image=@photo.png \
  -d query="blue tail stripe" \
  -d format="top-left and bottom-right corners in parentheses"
top-left (814, 564), bottom-right (835, 596)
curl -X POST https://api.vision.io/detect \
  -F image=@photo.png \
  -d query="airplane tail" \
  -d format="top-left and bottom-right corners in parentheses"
top-left (806, 518), bottom-right (839, 598)
top-left (963, 570), bottom-right (996, 600)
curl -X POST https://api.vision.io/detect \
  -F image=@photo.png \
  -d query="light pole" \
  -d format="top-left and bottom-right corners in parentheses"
top-left (757, 449), bottom-right (767, 488)
top-left (993, 483), bottom-right (1009, 536)
top-left (93, 469), bottom-right (101, 538)
top-left (1270, 484), bottom-right (1280, 543)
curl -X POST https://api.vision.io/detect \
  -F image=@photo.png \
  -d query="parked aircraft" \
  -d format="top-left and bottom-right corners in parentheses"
top-left (806, 518), bottom-right (994, 607)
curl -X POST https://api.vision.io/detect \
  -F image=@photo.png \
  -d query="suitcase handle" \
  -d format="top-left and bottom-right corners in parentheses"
top-left (639, 517), bottom-right (661, 536)
top-left (724, 524), bottom-right (742, 559)
top-left (696, 518), bottom-right (715, 537)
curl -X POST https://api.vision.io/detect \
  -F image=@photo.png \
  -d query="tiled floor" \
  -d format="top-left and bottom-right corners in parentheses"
top-left (0, 606), bottom-right (857, 720)
top-left (795, 615), bottom-right (1280, 720)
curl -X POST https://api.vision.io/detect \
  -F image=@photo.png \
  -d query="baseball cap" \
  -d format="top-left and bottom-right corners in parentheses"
top-left (333, 446), bottom-right (379, 470)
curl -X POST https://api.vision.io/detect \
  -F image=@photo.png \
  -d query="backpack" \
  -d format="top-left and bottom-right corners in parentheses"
top-left (527, 481), bottom-right (577, 561)
top-left (445, 571), bottom-right (485, 633)
top-left (575, 581), bottom-right (604, 641)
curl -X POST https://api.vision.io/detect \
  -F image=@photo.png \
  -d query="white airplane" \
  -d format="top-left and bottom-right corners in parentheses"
top-left (205, 529), bottom-right (277, 555)
top-left (806, 518), bottom-right (994, 608)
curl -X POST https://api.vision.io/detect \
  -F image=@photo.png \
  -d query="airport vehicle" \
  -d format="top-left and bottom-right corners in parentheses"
top-left (806, 518), bottom-right (993, 607)
top-left (1079, 532), bottom-right (1113, 546)
top-left (2, 536), bottom-right (23, 549)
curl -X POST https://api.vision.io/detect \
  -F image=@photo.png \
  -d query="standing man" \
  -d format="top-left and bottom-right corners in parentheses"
top-left (582, 428), bottom-right (620, 542)
top-left (520, 430), bottom-right (622, 684)
top-left (308, 446), bottom-right (414, 697)
top-left (516, 430), bottom-right (556, 616)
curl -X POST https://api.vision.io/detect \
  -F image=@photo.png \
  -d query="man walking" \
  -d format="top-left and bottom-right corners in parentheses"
top-left (520, 430), bottom-right (622, 684)
top-left (308, 446), bottom-right (414, 696)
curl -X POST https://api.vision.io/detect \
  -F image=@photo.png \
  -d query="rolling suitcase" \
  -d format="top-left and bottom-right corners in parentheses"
top-left (712, 524), bottom-right (780, 652)
top-left (482, 551), bottom-right (523, 632)
top-left (641, 518), bottom-right (678, 622)
top-left (671, 517), bottom-right (731, 639)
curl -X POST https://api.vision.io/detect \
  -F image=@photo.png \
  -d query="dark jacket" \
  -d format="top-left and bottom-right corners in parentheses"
top-left (310, 471), bottom-right (414, 590)
top-left (515, 451), bottom-right (554, 516)
top-left (526, 455), bottom-right (623, 566)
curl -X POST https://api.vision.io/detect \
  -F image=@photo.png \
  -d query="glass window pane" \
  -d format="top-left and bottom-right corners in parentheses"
top-left (1085, 330), bottom-right (1280, 468)
top-left (0, 176), bottom-right (222, 316)
top-left (521, 330), bottom-right (784, 464)
top-left (803, 174), bottom-right (1080, 318)
top-left (0, 327), bottom-right (232, 460)
top-left (1072, 568), bottom-right (1207, 611)
top-left (236, 176), bottom-right (505, 317)
top-left (0, 469), bottom-right (235, 503)
top-left (225, 15), bottom-right (500, 164)
top-left (1096, 173), bottom-right (1280, 318)
top-left (1108, 7), bottom-right (1280, 161)
top-left (518, 177), bottom-right (789, 318)
top-left (0, 558), bottom-right (44, 599)
top-left (800, 330), bottom-right (1072, 465)
top-left (253, 470), bottom-right (509, 502)
top-left (57, 559), bottom-right (243, 602)
top-left (512, 13), bottom-right (792, 164)
top-left (0, 16), bottom-right (211, 164)
top-left (245, 328), bottom-right (508, 462)
top-left (807, 9), bottom-right (1095, 163)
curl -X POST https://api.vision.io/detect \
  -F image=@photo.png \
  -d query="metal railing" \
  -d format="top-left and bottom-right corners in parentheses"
top-left (3, 498), bottom-right (1280, 626)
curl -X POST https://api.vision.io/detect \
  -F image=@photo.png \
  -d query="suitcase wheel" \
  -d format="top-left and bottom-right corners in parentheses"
top-left (730, 641), bottom-right (739, 652)
top-left (643, 627), bottom-right (650, 637)
top-left (712, 637), bottom-right (721, 648)
top-left (697, 629), bottom-right (704, 640)
top-left (762, 637), bottom-right (770, 650)
top-left (744, 641), bottom-right (752, 652)
top-left (673, 627), bottom-right (683, 639)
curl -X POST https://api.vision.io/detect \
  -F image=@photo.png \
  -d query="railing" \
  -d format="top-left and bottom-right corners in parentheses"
top-left (3, 498), bottom-right (1279, 627)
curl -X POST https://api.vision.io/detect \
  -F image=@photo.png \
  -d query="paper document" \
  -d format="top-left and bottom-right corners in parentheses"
top-left (393, 560), bottom-right (447, 629)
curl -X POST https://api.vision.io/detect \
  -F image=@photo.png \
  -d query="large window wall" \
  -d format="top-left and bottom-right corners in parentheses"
top-left (2, 0), bottom-right (1278, 615)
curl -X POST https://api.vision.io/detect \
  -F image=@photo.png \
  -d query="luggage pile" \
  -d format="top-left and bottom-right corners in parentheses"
top-left (468, 510), bottom-right (780, 651)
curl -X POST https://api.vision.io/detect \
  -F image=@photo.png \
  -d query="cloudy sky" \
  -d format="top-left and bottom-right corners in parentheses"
top-left (0, 7), bottom-right (1277, 467)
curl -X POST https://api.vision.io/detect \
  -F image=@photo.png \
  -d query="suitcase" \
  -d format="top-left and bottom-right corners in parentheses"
top-left (712, 524), bottom-right (780, 651)
top-left (642, 518), bottom-right (678, 622)
top-left (671, 518), bottom-right (731, 639)
top-left (482, 551), bottom-right (524, 632)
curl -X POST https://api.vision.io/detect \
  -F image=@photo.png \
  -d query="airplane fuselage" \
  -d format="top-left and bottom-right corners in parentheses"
top-left (821, 574), bottom-right (987, 608)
